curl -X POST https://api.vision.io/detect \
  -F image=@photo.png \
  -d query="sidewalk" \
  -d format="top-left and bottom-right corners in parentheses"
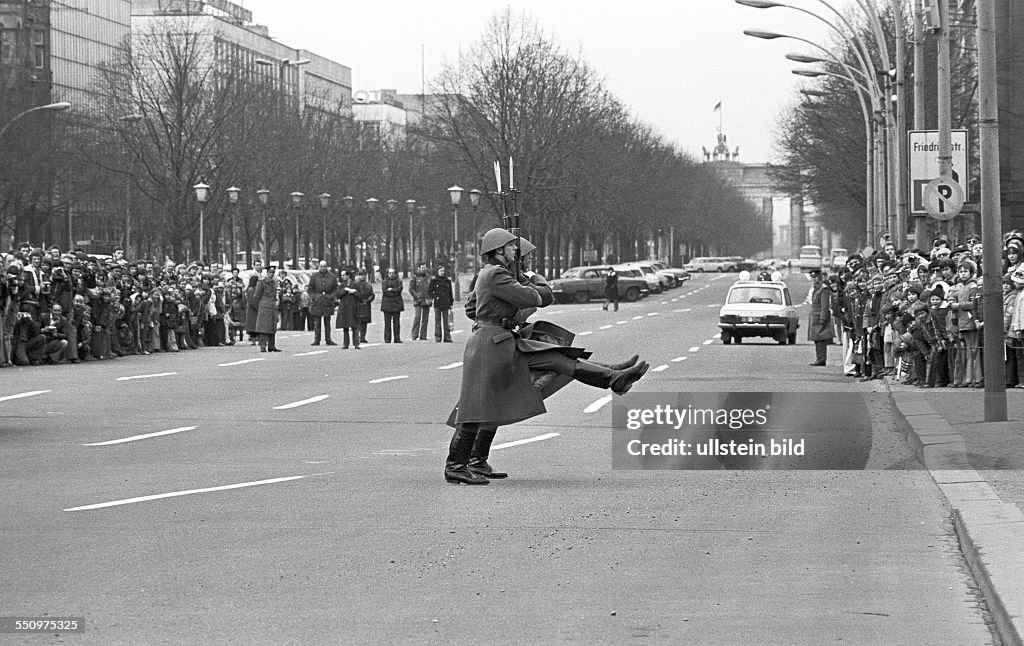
top-left (887, 382), bottom-right (1024, 646)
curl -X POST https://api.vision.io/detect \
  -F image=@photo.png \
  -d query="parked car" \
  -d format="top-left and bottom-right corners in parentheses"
top-left (649, 260), bottom-right (690, 284)
top-left (620, 261), bottom-right (674, 290)
top-left (548, 265), bottom-right (647, 304)
top-left (683, 256), bottom-right (740, 272)
top-left (718, 278), bottom-right (799, 345)
top-left (797, 245), bottom-right (824, 272)
top-left (614, 264), bottom-right (662, 295)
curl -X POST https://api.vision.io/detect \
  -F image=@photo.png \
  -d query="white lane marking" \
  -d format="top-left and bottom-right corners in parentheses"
top-left (362, 342), bottom-right (382, 347)
top-left (632, 316), bottom-right (644, 320)
top-left (577, 331), bottom-right (593, 336)
top-left (84, 426), bottom-right (197, 446)
top-left (584, 396), bottom-right (613, 413)
top-left (294, 350), bottom-right (329, 357)
top-left (647, 312), bottom-right (660, 316)
top-left (0, 390), bottom-right (51, 403)
top-left (599, 325), bottom-right (613, 330)
top-left (660, 301), bottom-right (669, 304)
top-left (368, 375), bottom-right (409, 384)
top-left (671, 356), bottom-right (687, 362)
top-left (673, 308), bottom-right (692, 313)
top-left (702, 339), bottom-right (714, 345)
top-left (452, 330), bottom-right (465, 335)
top-left (273, 395), bottom-right (329, 409)
top-left (218, 358), bottom-right (265, 367)
top-left (117, 372), bottom-right (178, 382)
top-left (616, 321), bottom-right (628, 325)
top-left (437, 362), bottom-right (463, 370)
top-left (492, 432), bottom-right (560, 450)
top-left (652, 364), bottom-right (669, 372)
top-left (707, 304), bottom-right (720, 308)
top-left (688, 347), bottom-right (701, 352)
top-left (64, 474), bottom-right (329, 512)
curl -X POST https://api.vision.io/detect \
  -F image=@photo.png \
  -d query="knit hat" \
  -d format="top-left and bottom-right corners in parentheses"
top-left (928, 283), bottom-right (946, 300)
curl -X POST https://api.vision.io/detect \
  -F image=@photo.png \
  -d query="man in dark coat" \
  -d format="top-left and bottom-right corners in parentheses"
top-left (408, 263), bottom-right (432, 340)
top-left (253, 267), bottom-right (280, 352)
top-left (307, 260), bottom-right (339, 345)
top-left (352, 270), bottom-right (375, 343)
top-left (335, 270), bottom-right (362, 349)
top-left (429, 266), bottom-right (454, 342)
top-left (380, 267), bottom-right (404, 343)
top-left (807, 269), bottom-right (834, 366)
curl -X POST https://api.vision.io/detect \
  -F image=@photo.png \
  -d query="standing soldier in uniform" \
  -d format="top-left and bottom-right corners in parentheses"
top-left (808, 268), bottom-right (833, 366)
top-left (445, 228), bottom-right (649, 485)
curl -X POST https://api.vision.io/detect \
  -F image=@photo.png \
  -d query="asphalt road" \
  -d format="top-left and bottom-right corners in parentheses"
top-left (0, 272), bottom-right (1000, 644)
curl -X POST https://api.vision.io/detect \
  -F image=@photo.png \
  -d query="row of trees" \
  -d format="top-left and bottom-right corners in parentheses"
top-left (2, 11), bottom-right (768, 275)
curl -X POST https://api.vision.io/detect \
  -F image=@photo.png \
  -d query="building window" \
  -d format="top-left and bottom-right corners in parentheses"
top-left (33, 30), bottom-right (45, 68)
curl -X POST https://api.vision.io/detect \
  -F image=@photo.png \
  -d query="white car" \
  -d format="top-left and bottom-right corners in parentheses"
top-left (718, 278), bottom-right (799, 345)
top-left (615, 264), bottom-right (663, 294)
top-left (620, 261), bottom-right (675, 290)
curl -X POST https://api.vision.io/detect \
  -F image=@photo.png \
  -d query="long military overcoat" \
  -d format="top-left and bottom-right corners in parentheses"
top-left (453, 260), bottom-right (584, 427)
top-left (253, 276), bottom-right (279, 335)
top-left (807, 282), bottom-right (834, 342)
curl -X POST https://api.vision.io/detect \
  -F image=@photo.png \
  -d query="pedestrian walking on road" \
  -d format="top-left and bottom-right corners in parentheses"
top-left (444, 228), bottom-right (649, 485)
top-left (603, 266), bottom-right (619, 311)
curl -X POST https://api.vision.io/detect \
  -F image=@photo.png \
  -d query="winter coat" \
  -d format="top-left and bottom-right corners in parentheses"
top-left (807, 283), bottom-right (834, 341)
top-left (451, 258), bottom-right (583, 428)
top-left (307, 270), bottom-right (340, 317)
top-left (244, 283), bottom-right (259, 334)
top-left (429, 275), bottom-right (454, 310)
top-left (953, 277), bottom-right (981, 331)
top-left (354, 280), bottom-right (374, 321)
top-left (408, 272), bottom-right (432, 307)
top-left (335, 279), bottom-right (361, 328)
top-left (254, 276), bottom-right (279, 335)
top-left (380, 275), bottom-right (404, 313)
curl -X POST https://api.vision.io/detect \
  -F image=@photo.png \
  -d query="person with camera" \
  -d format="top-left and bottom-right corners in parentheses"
top-left (0, 265), bottom-right (18, 367)
top-left (39, 304), bottom-right (70, 364)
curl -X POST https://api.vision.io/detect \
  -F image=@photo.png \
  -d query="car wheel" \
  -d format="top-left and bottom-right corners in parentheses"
top-left (777, 332), bottom-right (787, 345)
top-left (788, 332), bottom-right (797, 345)
top-left (625, 287), bottom-right (640, 302)
top-left (718, 267), bottom-right (726, 273)
top-left (721, 331), bottom-right (731, 345)
top-left (734, 334), bottom-right (743, 344)
top-left (573, 291), bottom-right (589, 304)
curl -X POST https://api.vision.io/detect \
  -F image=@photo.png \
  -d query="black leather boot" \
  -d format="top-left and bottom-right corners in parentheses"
top-left (573, 359), bottom-right (650, 395)
top-left (468, 428), bottom-right (508, 479)
top-left (445, 424), bottom-right (489, 485)
top-left (592, 354), bottom-right (640, 371)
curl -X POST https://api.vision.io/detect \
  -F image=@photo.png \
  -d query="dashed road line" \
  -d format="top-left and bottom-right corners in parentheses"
top-left (492, 433), bottom-right (560, 450)
top-left (599, 325), bottom-right (613, 330)
top-left (688, 347), bottom-right (701, 353)
top-left (702, 339), bottom-right (714, 345)
top-left (652, 364), bottom-right (669, 372)
top-left (647, 312), bottom-right (660, 316)
top-left (368, 375), bottom-right (409, 384)
top-left (577, 331), bottom-right (593, 336)
top-left (584, 395), bottom-right (613, 413)
top-left (632, 316), bottom-right (644, 320)
top-left (218, 358), bottom-right (265, 367)
top-left (671, 356), bottom-right (687, 362)
top-left (116, 372), bottom-right (178, 382)
top-left (84, 426), bottom-right (197, 446)
top-left (64, 473), bottom-right (328, 512)
top-left (0, 390), bottom-right (51, 403)
top-left (437, 362), bottom-right (463, 370)
top-left (616, 320), bottom-right (628, 325)
top-left (294, 350), bottom-right (329, 357)
top-left (274, 395), bottom-right (329, 409)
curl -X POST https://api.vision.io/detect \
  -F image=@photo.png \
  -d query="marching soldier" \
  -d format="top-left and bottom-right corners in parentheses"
top-left (445, 228), bottom-right (649, 485)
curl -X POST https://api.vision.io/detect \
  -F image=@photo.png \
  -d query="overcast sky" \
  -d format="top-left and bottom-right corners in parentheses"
top-left (236, 0), bottom-right (838, 164)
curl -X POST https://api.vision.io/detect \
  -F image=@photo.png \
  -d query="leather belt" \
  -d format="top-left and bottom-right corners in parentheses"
top-left (476, 317), bottom-right (516, 330)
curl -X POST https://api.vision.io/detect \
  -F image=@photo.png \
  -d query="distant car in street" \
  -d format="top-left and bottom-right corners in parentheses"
top-left (683, 256), bottom-right (740, 272)
top-left (614, 264), bottom-right (662, 294)
top-left (829, 248), bottom-right (849, 271)
top-left (718, 278), bottom-right (799, 345)
top-left (649, 260), bottom-right (690, 284)
top-left (797, 245), bottom-right (824, 272)
top-left (548, 265), bottom-right (647, 304)
top-left (619, 261), bottom-right (675, 291)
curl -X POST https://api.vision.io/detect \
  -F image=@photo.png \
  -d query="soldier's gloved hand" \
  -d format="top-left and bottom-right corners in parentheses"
top-left (535, 285), bottom-right (554, 307)
top-left (464, 301), bottom-right (477, 320)
top-left (528, 273), bottom-right (549, 288)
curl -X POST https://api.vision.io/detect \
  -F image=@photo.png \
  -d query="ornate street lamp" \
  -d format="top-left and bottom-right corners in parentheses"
top-left (448, 185), bottom-right (463, 301)
top-left (366, 197), bottom-right (378, 279)
top-left (290, 191), bottom-right (304, 269)
top-left (386, 198), bottom-right (398, 273)
top-left (226, 186), bottom-right (241, 270)
top-left (193, 181), bottom-right (210, 263)
top-left (469, 189), bottom-right (482, 273)
top-left (342, 195), bottom-right (354, 268)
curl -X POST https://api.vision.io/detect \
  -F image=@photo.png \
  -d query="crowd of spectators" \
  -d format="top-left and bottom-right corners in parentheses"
top-left (0, 241), bottom-right (456, 367)
top-left (810, 230), bottom-right (1024, 388)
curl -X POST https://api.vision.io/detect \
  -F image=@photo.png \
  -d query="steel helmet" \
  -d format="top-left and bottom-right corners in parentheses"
top-left (520, 237), bottom-right (537, 257)
top-left (480, 228), bottom-right (517, 255)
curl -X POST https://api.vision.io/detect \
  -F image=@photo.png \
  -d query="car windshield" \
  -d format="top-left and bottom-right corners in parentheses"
top-left (560, 269), bottom-right (583, 279)
top-left (728, 287), bottom-right (784, 305)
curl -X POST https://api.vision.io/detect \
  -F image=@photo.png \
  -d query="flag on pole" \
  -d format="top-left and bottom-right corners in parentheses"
top-left (713, 101), bottom-right (722, 112)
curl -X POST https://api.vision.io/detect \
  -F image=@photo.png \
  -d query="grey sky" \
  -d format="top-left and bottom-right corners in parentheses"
top-left (238, 0), bottom-right (839, 163)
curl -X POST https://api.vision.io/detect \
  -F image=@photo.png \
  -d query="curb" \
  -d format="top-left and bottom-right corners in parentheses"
top-left (888, 388), bottom-right (1024, 646)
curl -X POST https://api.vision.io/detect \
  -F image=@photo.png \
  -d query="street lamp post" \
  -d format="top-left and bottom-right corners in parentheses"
top-left (255, 57), bottom-right (312, 114)
top-left (469, 189), bottom-right (482, 273)
top-left (226, 186), bottom-right (240, 269)
top-left (386, 199), bottom-right (398, 273)
top-left (256, 188), bottom-right (270, 268)
top-left (365, 197), bottom-right (378, 279)
top-left (417, 205), bottom-right (427, 269)
top-left (118, 113), bottom-right (143, 255)
top-left (319, 192), bottom-right (331, 268)
top-left (342, 195), bottom-right (354, 268)
top-left (193, 181), bottom-right (210, 264)
top-left (405, 199), bottom-right (416, 277)
top-left (0, 101), bottom-right (71, 142)
top-left (290, 191), bottom-right (304, 269)
top-left (448, 186), bottom-right (463, 301)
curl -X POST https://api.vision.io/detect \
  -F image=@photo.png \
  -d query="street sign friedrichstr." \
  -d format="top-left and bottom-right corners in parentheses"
top-left (922, 177), bottom-right (965, 221)
top-left (908, 130), bottom-right (969, 214)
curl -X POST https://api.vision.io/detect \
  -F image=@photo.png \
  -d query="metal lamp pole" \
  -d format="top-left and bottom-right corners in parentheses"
top-left (365, 197), bottom-right (378, 279)
top-left (469, 189), bottom-right (482, 274)
top-left (448, 186), bottom-right (463, 301)
top-left (342, 195), bottom-right (354, 268)
top-left (226, 186), bottom-right (240, 269)
top-left (257, 188), bottom-right (269, 269)
top-left (193, 182), bottom-right (210, 264)
top-left (405, 199), bottom-right (416, 277)
top-left (386, 199), bottom-right (398, 273)
top-left (290, 192), bottom-right (304, 269)
top-left (319, 192), bottom-right (331, 267)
